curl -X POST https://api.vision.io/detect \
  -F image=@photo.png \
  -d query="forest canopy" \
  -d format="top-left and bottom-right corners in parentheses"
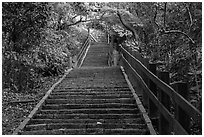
top-left (2, 2), bottom-right (202, 135)
top-left (2, 2), bottom-right (202, 109)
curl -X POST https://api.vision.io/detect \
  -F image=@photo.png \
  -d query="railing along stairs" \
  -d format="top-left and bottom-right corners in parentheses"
top-left (118, 43), bottom-right (202, 135)
top-left (71, 31), bottom-right (97, 68)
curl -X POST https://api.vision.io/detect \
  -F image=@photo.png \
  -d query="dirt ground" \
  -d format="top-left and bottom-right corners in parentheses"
top-left (2, 76), bottom-right (60, 135)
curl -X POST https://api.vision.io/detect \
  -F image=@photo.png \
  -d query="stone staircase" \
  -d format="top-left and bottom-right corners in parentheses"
top-left (82, 42), bottom-right (109, 67)
top-left (90, 30), bottom-right (107, 43)
top-left (14, 42), bottom-right (154, 135)
top-left (23, 87), bottom-right (149, 134)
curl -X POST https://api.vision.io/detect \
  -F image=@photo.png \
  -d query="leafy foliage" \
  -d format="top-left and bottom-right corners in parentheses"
top-left (2, 2), bottom-right (89, 92)
top-left (2, 2), bottom-right (48, 52)
top-left (2, 2), bottom-right (49, 92)
top-left (2, 2), bottom-right (202, 135)
top-left (86, 2), bottom-right (202, 117)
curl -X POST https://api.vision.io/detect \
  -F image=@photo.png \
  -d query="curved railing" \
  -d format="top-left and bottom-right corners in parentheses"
top-left (119, 44), bottom-right (202, 135)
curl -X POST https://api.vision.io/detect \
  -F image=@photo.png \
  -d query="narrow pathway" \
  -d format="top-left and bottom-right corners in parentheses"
top-left (15, 42), bottom-right (153, 135)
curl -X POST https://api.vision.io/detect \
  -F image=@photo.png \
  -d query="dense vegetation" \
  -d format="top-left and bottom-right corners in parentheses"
top-left (2, 2), bottom-right (202, 134)
top-left (84, 2), bottom-right (202, 111)
top-left (2, 2), bottom-right (89, 92)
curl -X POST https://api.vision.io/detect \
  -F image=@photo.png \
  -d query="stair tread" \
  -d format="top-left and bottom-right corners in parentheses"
top-left (46, 98), bottom-right (135, 104)
top-left (51, 92), bottom-right (132, 95)
top-left (13, 42), bottom-right (152, 135)
top-left (49, 95), bottom-right (132, 99)
top-left (46, 98), bottom-right (134, 101)
top-left (52, 91), bottom-right (131, 94)
top-left (25, 123), bottom-right (146, 131)
top-left (39, 108), bottom-right (139, 114)
top-left (26, 123), bottom-right (145, 126)
top-left (21, 128), bottom-right (148, 135)
top-left (48, 95), bottom-right (132, 99)
top-left (29, 118), bottom-right (145, 124)
top-left (33, 113), bottom-right (141, 119)
top-left (42, 103), bottom-right (137, 109)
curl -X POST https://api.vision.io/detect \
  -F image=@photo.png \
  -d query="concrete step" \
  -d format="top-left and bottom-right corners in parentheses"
top-left (25, 123), bottom-right (146, 131)
top-left (33, 113), bottom-right (141, 119)
top-left (39, 108), bottom-right (139, 114)
top-left (48, 94), bottom-right (133, 99)
top-left (51, 91), bottom-right (132, 95)
top-left (57, 79), bottom-right (128, 89)
top-left (29, 118), bottom-right (145, 125)
top-left (56, 67), bottom-right (129, 88)
top-left (21, 128), bottom-right (149, 135)
top-left (46, 98), bottom-right (136, 104)
top-left (13, 41), bottom-right (153, 135)
top-left (64, 69), bottom-right (124, 79)
top-left (53, 87), bottom-right (130, 92)
top-left (42, 103), bottom-right (137, 110)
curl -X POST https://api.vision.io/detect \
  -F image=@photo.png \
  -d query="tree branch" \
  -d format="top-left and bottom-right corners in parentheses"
top-left (94, 2), bottom-right (103, 8)
top-left (153, 4), bottom-right (159, 29)
top-left (71, 14), bottom-right (79, 20)
top-left (99, 11), bottom-right (107, 19)
top-left (163, 2), bottom-right (167, 29)
top-left (162, 30), bottom-right (195, 44)
top-left (186, 3), bottom-right (193, 30)
top-left (67, 16), bottom-right (83, 27)
top-left (160, 2), bottom-right (195, 44)
top-left (117, 11), bottom-right (137, 40)
top-left (67, 11), bottom-right (107, 27)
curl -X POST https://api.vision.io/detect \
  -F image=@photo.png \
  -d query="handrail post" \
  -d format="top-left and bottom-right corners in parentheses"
top-left (171, 82), bottom-right (190, 134)
top-left (126, 46), bottom-right (132, 63)
top-left (88, 27), bottom-right (90, 36)
top-left (107, 33), bottom-right (110, 44)
top-left (142, 58), bottom-right (150, 108)
top-left (131, 49), bottom-right (145, 95)
top-left (105, 22), bottom-right (109, 44)
top-left (125, 46), bottom-right (133, 81)
top-left (113, 49), bottom-right (119, 66)
top-left (157, 71), bottom-right (171, 134)
top-left (148, 64), bottom-right (158, 126)
top-left (69, 56), bottom-right (73, 68)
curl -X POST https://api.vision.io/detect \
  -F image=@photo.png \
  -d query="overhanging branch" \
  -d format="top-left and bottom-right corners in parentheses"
top-left (164, 2), bottom-right (167, 29)
top-left (161, 2), bottom-right (195, 44)
top-left (67, 16), bottom-right (83, 27)
top-left (67, 11), bottom-right (107, 27)
top-left (162, 30), bottom-right (195, 44)
top-left (153, 4), bottom-right (159, 28)
top-left (117, 11), bottom-right (137, 40)
top-left (71, 14), bottom-right (79, 20)
top-left (186, 4), bottom-right (193, 30)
